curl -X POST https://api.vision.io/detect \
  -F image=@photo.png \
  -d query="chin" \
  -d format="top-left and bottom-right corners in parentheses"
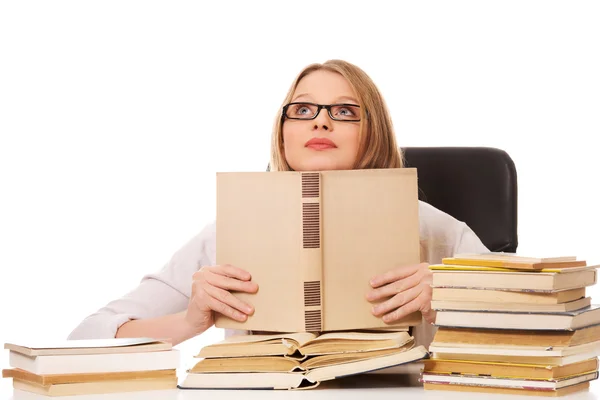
top-left (291, 157), bottom-right (353, 172)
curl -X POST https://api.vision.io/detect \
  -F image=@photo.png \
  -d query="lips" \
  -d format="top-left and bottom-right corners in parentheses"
top-left (305, 138), bottom-right (337, 150)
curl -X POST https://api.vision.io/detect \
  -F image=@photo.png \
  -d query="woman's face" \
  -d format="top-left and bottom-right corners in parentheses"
top-left (282, 70), bottom-right (361, 171)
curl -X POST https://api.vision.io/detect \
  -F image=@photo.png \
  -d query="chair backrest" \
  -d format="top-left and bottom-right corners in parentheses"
top-left (401, 146), bottom-right (518, 253)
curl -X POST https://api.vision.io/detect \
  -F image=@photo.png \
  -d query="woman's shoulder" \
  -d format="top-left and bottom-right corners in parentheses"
top-left (166, 220), bottom-right (217, 271)
top-left (418, 200), bottom-right (487, 263)
top-left (418, 200), bottom-right (466, 238)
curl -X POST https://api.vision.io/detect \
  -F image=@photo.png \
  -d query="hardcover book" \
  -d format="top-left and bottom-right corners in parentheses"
top-left (215, 168), bottom-right (422, 332)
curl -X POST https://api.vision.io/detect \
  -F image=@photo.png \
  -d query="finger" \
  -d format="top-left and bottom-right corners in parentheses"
top-left (371, 285), bottom-right (422, 317)
top-left (423, 309), bottom-right (437, 325)
top-left (208, 264), bottom-right (253, 281)
top-left (201, 295), bottom-right (248, 322)
top-left (366, 273), bottom-right (421, 302)
top-left (204, 284), bottom-right (255, 316)
top-left (205, 270), bottom-right (259, 293)
top-left (420, 285), bottom-right (435, 322)
top-left (382, 292), bottom-right (426, 324)
top-left (370, 263), bottom-right (424, 288)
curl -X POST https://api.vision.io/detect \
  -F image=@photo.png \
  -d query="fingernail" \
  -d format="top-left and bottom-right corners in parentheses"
top-left (246, 307), bottom-right (253, 314)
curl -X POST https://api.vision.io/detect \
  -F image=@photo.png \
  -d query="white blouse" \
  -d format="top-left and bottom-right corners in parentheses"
top-left (68, 200), bottom-right (488, 347)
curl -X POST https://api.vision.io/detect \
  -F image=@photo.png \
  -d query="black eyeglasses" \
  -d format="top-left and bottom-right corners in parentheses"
top-left (282, 102), bottom-right (362, 122)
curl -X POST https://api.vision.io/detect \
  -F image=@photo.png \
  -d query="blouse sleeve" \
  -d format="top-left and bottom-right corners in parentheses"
top-left (67, 223), bottom-right (215, 340)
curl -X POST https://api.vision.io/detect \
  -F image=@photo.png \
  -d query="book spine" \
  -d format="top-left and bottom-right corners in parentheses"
top-left (301, 172), bottom-right (323, 332)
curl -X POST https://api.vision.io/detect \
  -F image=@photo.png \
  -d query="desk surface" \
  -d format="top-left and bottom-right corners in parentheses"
top-left (2, 374), bottom-right (599, 400)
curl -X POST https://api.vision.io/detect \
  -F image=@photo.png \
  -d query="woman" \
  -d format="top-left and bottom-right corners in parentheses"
top-left (68, 60), bottom-right (488, 348)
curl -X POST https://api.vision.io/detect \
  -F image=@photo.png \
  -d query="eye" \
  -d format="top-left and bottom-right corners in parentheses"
top-left (289, 103), bottom-right (316, 118)
top-left (297, 106), bottom-right (311, 115)
top-left (332, 104), bottom-right (360, 119)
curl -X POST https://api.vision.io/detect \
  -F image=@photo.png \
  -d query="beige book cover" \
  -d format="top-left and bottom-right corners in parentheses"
top-left (431, 287), bottom-right (586, 304)
top-left (430, 296), bottom-right (591, 313)
top-left (214, 168), bottom-right (421, 332)
top-left (422, 358), bottom-right (599, 380)
top-left (12, 376), bottom-right (177, 397)
top-left (431, 355), bottom-right (598, 368)
top-left (8, 349), bottom-right (181, 375)
top-left (428, 340), bottom-right (600, 359)
top-left (421, 371), bottom-right (598, 391)
top-left (423, 381), bottom-right (590, 396)
top-left (2, 368), bottom-right (176, 385)
top-left (433, 305), bottom-right (600, 331)
top-left (432, 325), bottom-right (600, 348)
top-left (430, 266), bottom-right (598, 292)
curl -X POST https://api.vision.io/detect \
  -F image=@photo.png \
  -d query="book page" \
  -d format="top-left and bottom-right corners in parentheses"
top-left (212, 332), bottom-right (317, 346)
top-left (304, 331), bottom-right (411, 343)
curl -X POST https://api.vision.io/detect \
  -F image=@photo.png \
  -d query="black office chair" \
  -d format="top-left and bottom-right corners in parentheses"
top-left (401, 146), bottom-right (518, 253)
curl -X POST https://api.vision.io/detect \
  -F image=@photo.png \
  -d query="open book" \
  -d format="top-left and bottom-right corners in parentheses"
top-left (215, 168), bottom-right (422, 333)
top-left (196, 331), bottom-right (413, 358)
top-left (179, 331), bottom-right (428, 390)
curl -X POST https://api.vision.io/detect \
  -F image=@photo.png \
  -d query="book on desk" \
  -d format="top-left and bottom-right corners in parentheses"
top-left (2, 338), bottom-right (179, 396)
top-left (423, 252), bottom-right (600, 396)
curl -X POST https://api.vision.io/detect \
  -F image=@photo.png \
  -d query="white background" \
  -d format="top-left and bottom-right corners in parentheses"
top-left (1, 0), bottom-right (599, 395)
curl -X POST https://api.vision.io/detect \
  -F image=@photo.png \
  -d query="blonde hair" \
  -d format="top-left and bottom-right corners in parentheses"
top-left (269, 59), bottom-right (403, 171)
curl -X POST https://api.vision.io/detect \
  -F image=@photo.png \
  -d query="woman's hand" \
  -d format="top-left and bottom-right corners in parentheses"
top-left (366, 262), bottom-right (435, 325)
top-left (185, 264), bottom-right (259, 335)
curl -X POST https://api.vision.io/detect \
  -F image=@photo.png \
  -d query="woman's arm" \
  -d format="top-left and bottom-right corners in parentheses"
top-left (116, 311), bottom-right (202, 346)
top-left (114, 264), bottom-right (259, 346)
top-left (68, 227), bottom-right (211, 342)
top-left (68, 223), bottom-right (257, 345)
top-left (67, 268), bottom-right (193, 342)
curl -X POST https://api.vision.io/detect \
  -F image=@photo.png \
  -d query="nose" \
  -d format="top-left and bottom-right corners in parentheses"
top-left (313, 106), bottom-right (331, 131)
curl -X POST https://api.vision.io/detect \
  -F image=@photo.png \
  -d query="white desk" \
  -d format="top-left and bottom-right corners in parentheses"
top-left (2, 374), bottom-right (599, 400)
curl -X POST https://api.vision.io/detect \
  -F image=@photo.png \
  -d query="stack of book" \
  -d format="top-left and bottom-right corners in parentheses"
top-left (2, 338), bottom-right (180, 396)
top-left (422, 253), bottom-right (600, 396)
top-left (179, 330), bottom-right (428, 390)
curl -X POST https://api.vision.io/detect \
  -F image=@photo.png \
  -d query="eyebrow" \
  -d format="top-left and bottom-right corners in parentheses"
top-left (291, 94), bottom-right (359, 104)
top-left (335, 96), bottom-right (359, 104)
top-left (291, 93), bottom-right (313, 102)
